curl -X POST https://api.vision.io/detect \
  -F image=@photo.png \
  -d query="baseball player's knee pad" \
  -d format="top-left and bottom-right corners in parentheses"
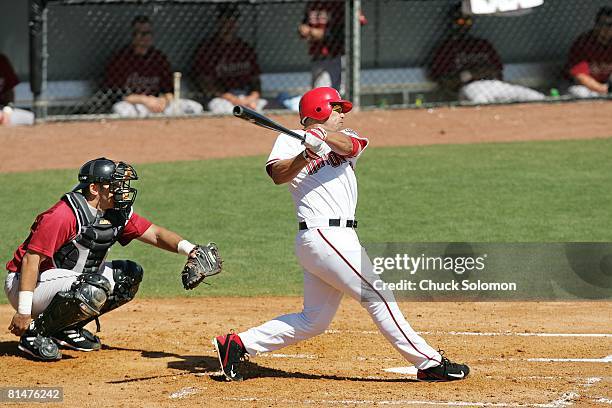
top-left (101, 260), bottom-right (143, 313)
top-left (34, 273), bottom-right (112, 336)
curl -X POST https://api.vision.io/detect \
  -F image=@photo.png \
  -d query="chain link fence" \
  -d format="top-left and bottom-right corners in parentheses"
top-left (24, 0), bottom-right (612, 119)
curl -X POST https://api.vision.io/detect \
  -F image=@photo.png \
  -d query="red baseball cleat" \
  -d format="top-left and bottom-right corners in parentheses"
top-left (212, 332), bottom-right (248, 381)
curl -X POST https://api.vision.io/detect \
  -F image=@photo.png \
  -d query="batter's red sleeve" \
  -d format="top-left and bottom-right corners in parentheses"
top-left (344, 137), bottom-right (368, 158)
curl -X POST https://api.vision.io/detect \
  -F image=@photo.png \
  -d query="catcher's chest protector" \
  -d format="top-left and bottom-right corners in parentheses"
top-left (53, 192), bottom-right (127, 274)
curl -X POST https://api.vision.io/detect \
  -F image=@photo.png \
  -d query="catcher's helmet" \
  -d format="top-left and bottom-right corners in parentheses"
top-left (75, 157), bottom-right (138, 210)
top-left (299, 87), bottom-right (352, 125)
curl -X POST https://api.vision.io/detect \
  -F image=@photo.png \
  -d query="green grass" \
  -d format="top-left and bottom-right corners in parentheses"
top-left (1, 138), bottom-right (611, 301)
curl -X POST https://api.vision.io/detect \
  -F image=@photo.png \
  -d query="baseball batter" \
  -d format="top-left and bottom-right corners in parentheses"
top-left (213, 87), bottom-right (470, 382)
top-left (4, 158), bottom-right (221, 361)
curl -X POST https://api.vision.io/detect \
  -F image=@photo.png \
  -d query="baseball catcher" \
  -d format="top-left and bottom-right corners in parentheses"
top-left (5, 157), bottom-right (222, 361)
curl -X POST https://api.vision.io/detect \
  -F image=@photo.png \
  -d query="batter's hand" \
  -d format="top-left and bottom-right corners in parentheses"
top-left (8, 312), bottom-right (31, 337)
top-left (303, 128), bottom-right (327, 155)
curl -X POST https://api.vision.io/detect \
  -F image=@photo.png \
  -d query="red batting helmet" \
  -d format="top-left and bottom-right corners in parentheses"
top-left (299, 87), bottom-right (353, 125)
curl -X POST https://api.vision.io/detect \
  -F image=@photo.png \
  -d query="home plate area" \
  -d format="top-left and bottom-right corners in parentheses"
top-left (1, 299), bottom-right (610, 407)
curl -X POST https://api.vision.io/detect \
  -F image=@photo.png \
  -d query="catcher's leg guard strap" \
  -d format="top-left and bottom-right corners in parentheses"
top-left (34, 273), bottom-right (112, 337)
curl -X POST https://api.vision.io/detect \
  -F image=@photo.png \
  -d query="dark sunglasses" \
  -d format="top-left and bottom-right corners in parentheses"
top-left (134, 30), bottom-right (153, 36)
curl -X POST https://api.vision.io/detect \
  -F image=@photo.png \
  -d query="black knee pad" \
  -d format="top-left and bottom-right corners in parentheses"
top-left (34, 273), bottom-right (112, 336)
top-left (111, 259), bottom-right (143, 300)
top-left (98, 260), bottom-right (144, 314)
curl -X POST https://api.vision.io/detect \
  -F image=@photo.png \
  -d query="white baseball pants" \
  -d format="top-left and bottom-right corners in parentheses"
top-left (112, 98), bottom-right (203, 117)
top-left (568, 85), bottom-right (604, 99)
top-left (207, 96), bottom-right (267, 115)
top-left (460, 79), bottom-right (546, 104)
top-left (4, 264), bottom-right (118, 317)
top-left (239, 227), bottom-right (442, 370)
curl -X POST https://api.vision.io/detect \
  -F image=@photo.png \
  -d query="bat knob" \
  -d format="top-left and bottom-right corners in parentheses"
top-left (233, 105), bottom-right (244, 117)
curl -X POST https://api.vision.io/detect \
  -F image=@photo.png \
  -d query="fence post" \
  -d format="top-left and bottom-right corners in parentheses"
top-left (29, 0), bottom-right (48, 121)
top-left (345, 0), bottom-right (361, 108)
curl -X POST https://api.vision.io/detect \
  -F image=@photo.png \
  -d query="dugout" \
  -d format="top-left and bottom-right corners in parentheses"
top-left (0, 0), bottom-right (608, 119)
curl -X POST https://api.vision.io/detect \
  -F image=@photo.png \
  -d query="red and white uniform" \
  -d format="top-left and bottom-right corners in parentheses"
top-left (429, 35), bottom-right (545, 103)
top-left (4, 200), bottom-right (151, 316)
top-left (194, 37), bottom-right (261, 96)
top-left (193, 37), bottom-right (265, 114)
top-left (567, 30), bottom-right (612, 98)
top-left (568, 30), bottom-right (612, 83)
top-left (0, 53), bottom-right (19, 106)
top-left (239, 130), bottom-right (444, 370)
top-left (105, 46), bottom-right (173, 96)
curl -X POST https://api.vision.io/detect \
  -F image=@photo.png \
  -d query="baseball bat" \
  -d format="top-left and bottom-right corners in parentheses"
top-left (232, 105), bottom-right (305, 142)
top-left (173, 72), bottom-right (181, 116)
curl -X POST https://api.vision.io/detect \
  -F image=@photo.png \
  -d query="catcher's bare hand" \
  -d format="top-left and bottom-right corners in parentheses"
top-left (181, 243), bottom-right (223, 290)
top-left (8, 312), bottom-right (31, 337)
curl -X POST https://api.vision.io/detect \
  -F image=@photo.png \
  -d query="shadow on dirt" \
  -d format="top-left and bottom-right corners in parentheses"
top-left (0, 340), bottom-right (20, 357)
top-left (0, 340), bottom-right (76, 361)
top-left (101, 344), bottom-right (413, 383)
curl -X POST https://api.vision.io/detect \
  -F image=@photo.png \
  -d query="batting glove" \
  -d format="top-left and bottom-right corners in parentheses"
top-left (303, 128), bottom-right (327, 155)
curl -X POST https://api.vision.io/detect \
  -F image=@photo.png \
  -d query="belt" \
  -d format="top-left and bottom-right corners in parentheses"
top-left (298, 218), bottom-right (358, 230)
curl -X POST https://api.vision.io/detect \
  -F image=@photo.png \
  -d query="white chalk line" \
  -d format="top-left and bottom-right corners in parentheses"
top-left (528, 356), bottom-right (612, 363)
top-left (216, 396), bottom-right (539, 406)
top-left (169, 386), bottom-right (198, 399)
top-left (211, 376), bottom-right (608, 407)
top-left (325, 329), bottom-right (612, 338)
top-left (215, 394), bottom-right (602, 407)
top-left (255, 352), bottom-right (612, 364)
top-left (259, 352), bottom-right (317, 359)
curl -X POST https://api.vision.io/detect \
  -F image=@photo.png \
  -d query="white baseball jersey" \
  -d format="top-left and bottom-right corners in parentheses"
top-left (265, 129), bottom-right (368, 221)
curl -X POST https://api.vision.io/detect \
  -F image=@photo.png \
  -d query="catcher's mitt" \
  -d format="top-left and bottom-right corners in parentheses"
top-left (181, 243), bottom-right (223, 290)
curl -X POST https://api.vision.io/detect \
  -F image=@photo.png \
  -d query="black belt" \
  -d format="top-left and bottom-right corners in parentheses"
top-left (298, 219), bottom-right (358, 230)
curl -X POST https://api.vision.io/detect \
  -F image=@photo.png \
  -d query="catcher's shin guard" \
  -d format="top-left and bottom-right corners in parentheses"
top-left (81, 260), bottom-right (144, 326)
top-left (34, 273), bottom-right (111, 337)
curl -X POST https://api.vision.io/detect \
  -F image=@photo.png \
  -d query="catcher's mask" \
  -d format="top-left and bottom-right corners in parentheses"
top-left (75, 157), bottom-right (138, 211)
top-left (299, 87), bottom-right (352, 125)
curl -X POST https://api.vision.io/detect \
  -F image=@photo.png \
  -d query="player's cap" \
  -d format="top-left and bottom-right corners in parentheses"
top-left (299, 87), bottom-right (352, 125)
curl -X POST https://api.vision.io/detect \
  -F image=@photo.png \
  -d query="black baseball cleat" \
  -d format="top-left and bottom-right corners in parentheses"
top-left (417, 351), bottom-right (470, 382)
top-left (52, 326), bottom-right (101, 352)
top-left (18, 329), bottom-right (62, 361)
top-left (212, 332), bottom-right (248, 381)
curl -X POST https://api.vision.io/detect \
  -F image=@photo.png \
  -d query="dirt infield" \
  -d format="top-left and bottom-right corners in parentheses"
top-left (1, 299), bottom-right (610, 407)
top-left (0, 101), bottom-right (611, 174)
top-left (1, 102), bottom-right (611, 406)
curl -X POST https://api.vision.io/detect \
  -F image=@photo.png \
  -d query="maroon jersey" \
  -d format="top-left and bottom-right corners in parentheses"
top-left (194, 37), bottom-right (261, 93)
top-left (303, 1), bottom-right (345, 59)
top-left (6, 200), bottom-right (152, 273)
top-left (567, 30), bottom-right (612, 83)
top-left (105, 46), bottom-right (173, 95)
top-left (0, 54), bottom-right (19, 104)
top-left (429, 36), bottom-right (503, 82)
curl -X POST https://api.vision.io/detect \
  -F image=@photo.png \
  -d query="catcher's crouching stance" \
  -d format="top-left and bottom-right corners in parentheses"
top-left (4, 157), bottom-right (222, 361)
